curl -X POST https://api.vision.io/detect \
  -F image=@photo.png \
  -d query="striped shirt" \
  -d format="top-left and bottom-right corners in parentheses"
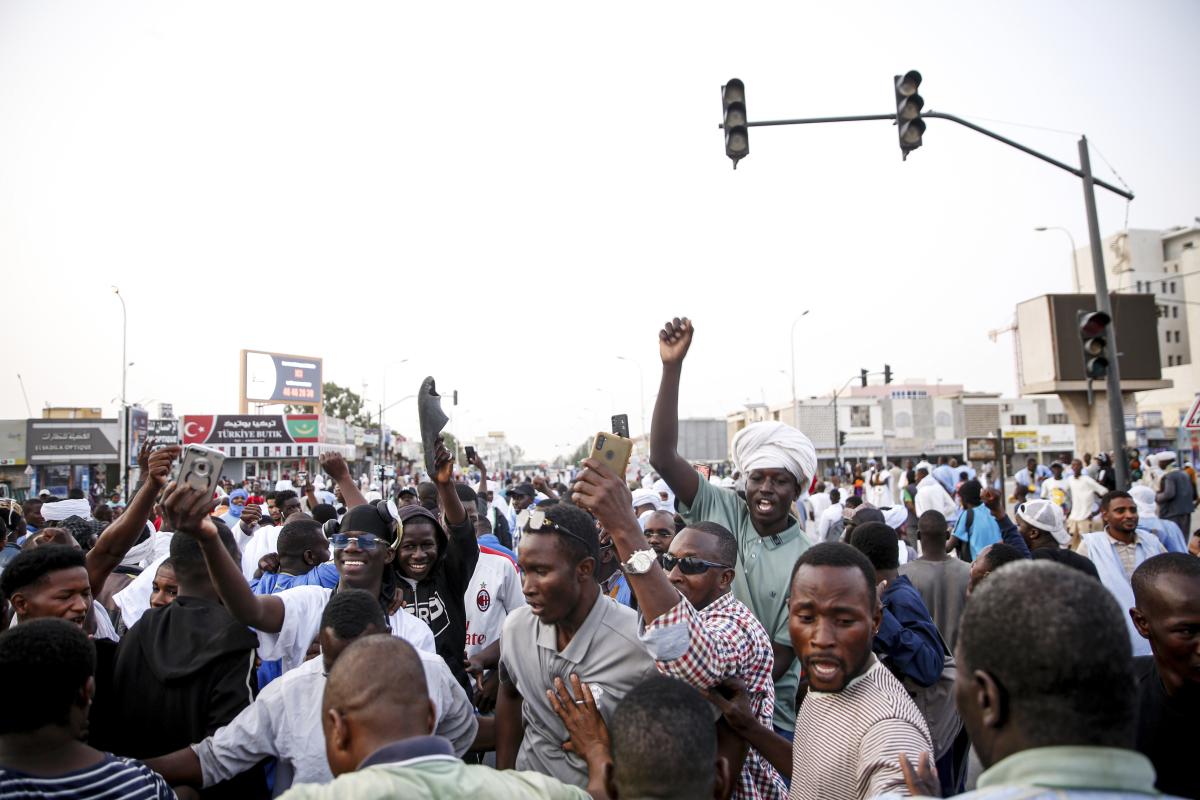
top-left (790, 657), bottom-right (932, 800)
top-left (0, 754), bottom-right (175, 799)
top-left (641, 592), bottom-right (787, 800)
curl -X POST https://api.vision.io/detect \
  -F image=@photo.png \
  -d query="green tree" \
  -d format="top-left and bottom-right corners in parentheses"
top-left (569, 438), bottom-right (591, 465)
top-left (288, 382), bottom-right (372, 428)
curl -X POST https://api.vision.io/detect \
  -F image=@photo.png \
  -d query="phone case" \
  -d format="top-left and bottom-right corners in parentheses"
top-left (178, 444), bottom-right (226, 496)
top-left (590, 432), bottom-right (633, 478)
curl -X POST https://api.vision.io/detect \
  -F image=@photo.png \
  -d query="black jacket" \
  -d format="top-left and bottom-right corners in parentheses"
top-left (397, 515), bottom-right (479, 694)
top-left (94, 595), bottom-right (267, 798)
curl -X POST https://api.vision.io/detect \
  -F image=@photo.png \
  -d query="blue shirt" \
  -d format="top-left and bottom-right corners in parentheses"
top-left (876, 575), bottom-right (945, 688)
top-left (953, 507), bottom-right (1004, 560)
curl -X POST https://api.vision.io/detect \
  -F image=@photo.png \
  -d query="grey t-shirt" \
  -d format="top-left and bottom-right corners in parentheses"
top-left (897, 558), bottom-right (970, 651)
top-left (500, 593), bottom-right (656, 787)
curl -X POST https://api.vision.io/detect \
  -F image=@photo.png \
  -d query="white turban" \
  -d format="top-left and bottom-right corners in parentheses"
top-left (882, 505), bottom-right (908, 530)
top-left (652, 479), bottom-right (676, 512)
top-left (1129, 485), bottom-right (1157, 518)
top-left (41, 498), bottom-right (92, 522)
top-left (631, 488), bottom-right (659, 511)
top-left (730, 421), bottom-right (817, 496)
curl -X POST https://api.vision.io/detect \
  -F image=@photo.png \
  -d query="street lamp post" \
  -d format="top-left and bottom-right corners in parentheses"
top-left (1034, 226), bottom-right (1080, 291)
top-left (112, 287), bottom-right (127, 407)
top-left (789, 310), bottom-right (811, 429)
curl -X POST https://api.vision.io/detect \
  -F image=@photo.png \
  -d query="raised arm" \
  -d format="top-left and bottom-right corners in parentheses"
top-left (571, 459), bottom-right (679, 623)
top-left (473, 453), bottom-right (488, 497)
top-left (432, 438), bottom-right (478, 590)
top-left (649, 317), bottom-right (701, 507)
top-left (86, 443), bottom-right (180, 598)
top-left (163, 482), bottom-right (286, 632)
top-left (321, 451), bottom-right (367, 510)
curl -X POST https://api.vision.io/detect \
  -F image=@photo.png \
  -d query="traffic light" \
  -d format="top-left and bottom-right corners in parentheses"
top-left (860, 368), bottom-right (869, 387)
top-left (1078, 310), bottom-right (1111, 380)
top-left (839, 431), bottom-right (847, 446)
top-left (883, 364), bottom-right (893, 384)
top-left (893, 70), bottom-right (925, 160)
top-left (721, 79), bottom-right (749, 169)
top-left (452, 390), bottom-right (459, 406)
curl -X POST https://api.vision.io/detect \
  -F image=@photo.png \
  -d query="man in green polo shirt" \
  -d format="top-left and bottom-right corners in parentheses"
top-left (649, 316), bottom-right (814, 736)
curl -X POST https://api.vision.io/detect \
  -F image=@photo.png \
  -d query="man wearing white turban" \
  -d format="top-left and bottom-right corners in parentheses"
top-left (649, 316), bottom-right (813, 738)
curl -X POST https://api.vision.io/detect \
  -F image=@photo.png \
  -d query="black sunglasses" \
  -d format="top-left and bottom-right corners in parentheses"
top-left (660, 554), bottom-right (732, 575)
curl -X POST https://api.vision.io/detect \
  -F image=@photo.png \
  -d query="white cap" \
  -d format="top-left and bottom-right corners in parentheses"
top-left (1017, 499), bottom-right (1069, 546)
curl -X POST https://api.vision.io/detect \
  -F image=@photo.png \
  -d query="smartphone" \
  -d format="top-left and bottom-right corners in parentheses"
top-left (591, 431), bottom-right (633, 477)
top-left (611, 414), bottom-right (630, 439)
top-left (464, 445), bottom-right (477, 464)
top-left (695, 463), bottom-right (713, 480)
top-left (177, 444), bottom-right (226, 496)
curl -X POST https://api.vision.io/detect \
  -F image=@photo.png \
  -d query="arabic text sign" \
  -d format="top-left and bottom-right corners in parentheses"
top-left (26, 420), bottom-right (120, 463)
top-left (182, 415), bottom-right (321, 446)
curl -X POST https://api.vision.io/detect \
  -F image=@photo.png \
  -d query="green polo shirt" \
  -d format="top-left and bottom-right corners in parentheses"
top-left (678, 477), bottom-right (811, 730)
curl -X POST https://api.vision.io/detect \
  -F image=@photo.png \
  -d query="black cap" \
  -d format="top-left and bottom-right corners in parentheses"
top-left (398, 486), bottom-right (417, 497)
top-left (510, 482), bottom-right (536, 498)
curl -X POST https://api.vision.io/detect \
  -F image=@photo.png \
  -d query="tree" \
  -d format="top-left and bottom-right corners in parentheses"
top-left (569, 438), bottom-right (591, 465)
top-left (288, 382), bottom-right (372, 428)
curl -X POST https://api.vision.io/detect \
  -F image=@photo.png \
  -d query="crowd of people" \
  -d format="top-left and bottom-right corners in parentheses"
top-left (0, 316), bottom-right (1196, 799)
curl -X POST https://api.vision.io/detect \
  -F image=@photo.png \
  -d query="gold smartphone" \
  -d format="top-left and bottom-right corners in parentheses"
top-left (590, 431), bottom-right (633, 478)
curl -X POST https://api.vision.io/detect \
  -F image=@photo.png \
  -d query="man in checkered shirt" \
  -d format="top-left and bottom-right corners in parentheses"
top-left (572, 459), bottom-right (787, 800)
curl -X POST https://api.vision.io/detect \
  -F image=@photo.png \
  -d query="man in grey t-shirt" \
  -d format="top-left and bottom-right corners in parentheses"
top-left (898, 510), bottom-right (970, 650)
top-left (496, 503), bottom-right (655, 788)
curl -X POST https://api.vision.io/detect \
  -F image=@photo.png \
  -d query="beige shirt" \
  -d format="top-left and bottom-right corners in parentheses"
top-left (1075, 530), bottom-right (1141, 577)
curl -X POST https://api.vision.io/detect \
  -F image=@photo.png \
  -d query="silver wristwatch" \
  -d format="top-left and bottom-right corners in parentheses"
top-left (623, 548), bottom-right (658, 575)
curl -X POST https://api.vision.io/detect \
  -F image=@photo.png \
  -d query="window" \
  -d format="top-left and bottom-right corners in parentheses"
top-left (1047, 413), bottom-right (1068, 424)
top-left (1162, 281), bottom-right (1168, 293)
top-left (849, 406), bottom-right (871, 428)
top-left (1173, 305), bottom-right (1179, 319)
top-left (1171, 281), bottom-right (1177, 293)
top-left (1010, 414), bottom-right (1027, 425)
top-left (1175, 331), bottom-right (1182, 343)
top-left (1166, 331), bottom-right (1172, 343)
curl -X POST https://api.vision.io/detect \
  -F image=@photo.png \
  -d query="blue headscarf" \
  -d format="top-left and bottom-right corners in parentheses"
top-left (227, 488), bottom-right (249, 518)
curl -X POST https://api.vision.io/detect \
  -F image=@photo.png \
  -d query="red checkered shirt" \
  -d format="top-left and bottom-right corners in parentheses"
top-left (642, 591), bottom-right (787, 800)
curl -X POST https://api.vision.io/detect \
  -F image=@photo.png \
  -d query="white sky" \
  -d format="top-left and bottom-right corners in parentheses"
top-left (2, 0), bottom-right (1198, 460)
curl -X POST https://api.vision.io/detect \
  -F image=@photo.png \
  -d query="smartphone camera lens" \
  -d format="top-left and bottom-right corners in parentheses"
top-left (595, 435), bottom-right (607, 450)
top-left (196, 460), bottom-right (210, 476)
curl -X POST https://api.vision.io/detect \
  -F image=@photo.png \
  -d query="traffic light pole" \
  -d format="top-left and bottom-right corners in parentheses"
top-left (1080, 136), bottom-right (1129, 489)
top-left (732, 107), bottom-right (1135, 488)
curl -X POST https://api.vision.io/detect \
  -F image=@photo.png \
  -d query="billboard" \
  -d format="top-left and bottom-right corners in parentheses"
top-left (149, 418), bottom-right (180, 445)
top-left (182, 415), bottom-right (320, 445)
top-left (126, 406), bottom-right (149, 467)
top-left (26, 419), bottom-right (120, 463)
top-left (241, 350), bottom-right (323, 405)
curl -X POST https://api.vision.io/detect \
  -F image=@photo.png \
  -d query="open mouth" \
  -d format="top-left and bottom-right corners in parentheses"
top-left (754, 498), bottom-right (776, 514)
top-left (807, 659), bottom-right (843, 683)
top-left (340, 558), bottom-right (367, 571)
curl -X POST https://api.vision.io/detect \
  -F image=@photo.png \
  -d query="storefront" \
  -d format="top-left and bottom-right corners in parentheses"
top-left (0, 421), bottom-right (31, 499)
top-left (181, 414), bottom-right (355, 488)
top-left (26, 419), bottom-right (120, 500)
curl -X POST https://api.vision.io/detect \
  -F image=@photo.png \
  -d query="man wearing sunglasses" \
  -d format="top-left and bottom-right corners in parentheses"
top-left (165, 474), bottom-right (436, 678)
top-left (572, 458), bottom-right (787, 800)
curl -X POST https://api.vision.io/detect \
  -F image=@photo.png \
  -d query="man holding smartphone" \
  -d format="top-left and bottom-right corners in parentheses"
top-left (649, 317), bottom-right (815, 740)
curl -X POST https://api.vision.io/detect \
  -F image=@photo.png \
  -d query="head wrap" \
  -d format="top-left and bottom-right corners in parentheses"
top-left (225, 488), bottom-right (249, 518)
top-left (631, 488), bottom-right (659, 512)
top-left (41, 498), bottom-right (92, 522)
top-left (1129, 485), bottom-right (1157, 519)
top-left (882, 505), bottom-right (908, 531)
top-left (730, 421), bottom-right (817, 497)
top-left (652, 479), bottom-right (676, 512)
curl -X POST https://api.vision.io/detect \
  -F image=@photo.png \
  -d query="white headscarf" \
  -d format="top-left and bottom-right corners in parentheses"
top-left (1129, 485), bottom-right (1158, 518)
top-left (41, 498), bottom-right (92, 522)
top-left (730, 421), bottom-right (817, 497)
top-left (652, 479), bottom-right (676, 512)
top-left (631, 488), bottom-right (659, 511)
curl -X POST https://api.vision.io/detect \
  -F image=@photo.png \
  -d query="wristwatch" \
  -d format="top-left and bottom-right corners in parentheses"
top-left (623, 548), bottom-right (658, 575)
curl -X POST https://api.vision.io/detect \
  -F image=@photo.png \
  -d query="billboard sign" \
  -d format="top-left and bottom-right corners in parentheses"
top-left (243, 350), bottom-right (323, 404)
top-left (964, 437), bottom-right (999, 462)
top-left (127, 407), bottom-right (149, 467)
top-left (26, 420), bottom-right (120, 463)
top-left (149, 418), bottom-right (181, 445)
top-left (182, 415), bottom-right (321, 446)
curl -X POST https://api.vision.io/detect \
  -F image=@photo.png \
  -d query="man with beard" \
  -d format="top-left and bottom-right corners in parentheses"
top-left (649, 316), bottom-right (813, 737)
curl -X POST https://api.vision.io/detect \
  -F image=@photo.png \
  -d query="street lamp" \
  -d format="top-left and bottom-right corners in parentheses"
top-left (112, 286), bottom-right (127, 407)
top-left (790, 310), bottom-right (811, 429)
top-left (1034, 226), bottom-right (1081, 291)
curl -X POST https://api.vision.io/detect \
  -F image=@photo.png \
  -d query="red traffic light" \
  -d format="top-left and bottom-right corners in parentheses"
top-left (1079, 310), bottom-right (1110, 338)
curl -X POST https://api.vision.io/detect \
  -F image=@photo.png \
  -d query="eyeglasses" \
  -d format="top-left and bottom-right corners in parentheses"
top-left (331, 533), bottom-right (383, 551)
top-left (660, 554), bottom-right (733, 575)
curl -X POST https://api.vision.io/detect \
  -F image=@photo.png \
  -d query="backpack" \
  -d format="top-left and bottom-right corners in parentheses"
top-left (825, 515), bottom-right (846, 543)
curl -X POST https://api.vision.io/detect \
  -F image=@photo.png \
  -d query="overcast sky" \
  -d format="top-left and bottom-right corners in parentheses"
top-left (2, 0), bottom-right (1197, 459)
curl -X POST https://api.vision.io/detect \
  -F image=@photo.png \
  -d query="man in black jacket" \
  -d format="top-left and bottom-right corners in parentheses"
top-left (96, 518), bottom-right (267, 798)
top-left (393, 439), bottom-right (478, 694)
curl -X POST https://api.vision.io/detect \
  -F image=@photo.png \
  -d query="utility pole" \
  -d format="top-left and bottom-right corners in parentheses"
top-left (1079, 136), bottom-right (1129, 489)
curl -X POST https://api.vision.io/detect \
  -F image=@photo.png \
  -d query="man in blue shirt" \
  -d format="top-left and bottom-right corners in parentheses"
top-left (1013, 457), bottom-right (1052, 502)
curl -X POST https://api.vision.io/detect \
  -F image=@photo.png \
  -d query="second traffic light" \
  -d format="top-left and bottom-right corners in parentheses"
top-left (893, 70), bottom-right (925, 160)
top-left (1078, 310), bottom-right (1111, 380)
top-left (883, 364), bottom-right (893, 384)
top-left (722, 78), bottom-right (749, 169)
top-left (860, 368), bottom-right (869, 387)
